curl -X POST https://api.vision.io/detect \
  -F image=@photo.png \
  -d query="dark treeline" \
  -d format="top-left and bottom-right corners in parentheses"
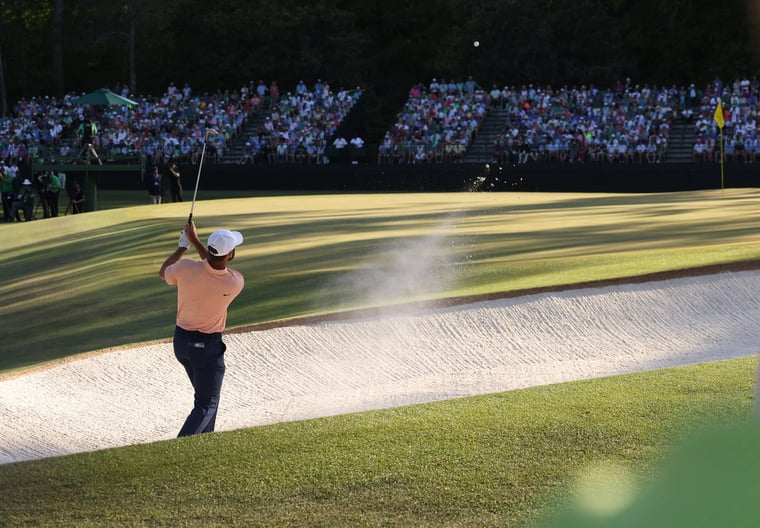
top-left (1, 0), bottom-right (759, 139)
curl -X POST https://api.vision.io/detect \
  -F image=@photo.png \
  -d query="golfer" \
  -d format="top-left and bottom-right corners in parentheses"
top-left (159, 221), bottom-right (245, 437)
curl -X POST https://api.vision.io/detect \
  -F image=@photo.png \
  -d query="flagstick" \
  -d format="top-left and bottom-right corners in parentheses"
top-left (719, 128), bottom-right (724, 190)
top-left (714, 100), bottom-right (725, 191)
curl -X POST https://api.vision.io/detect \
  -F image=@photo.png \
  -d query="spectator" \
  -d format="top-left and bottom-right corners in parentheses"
top-left (380, 78), bottom-right (488, 164)
top-left (167, 162), bottom-right (183, 202)
top-left (147, 166), bottom-right (163, 204)
top-left (256, 80), bottom-right (267, 99)
top-left (1, 165), bottom-right (15, 222)
top-left (69, 181), bottom-right (85, 214)
top-left (36, 171), bottom-right (62, 218)
top-left (77, 116), bottom-right (97, 149)
top-left (269, 81), bottom-right (279, 109)
top-left (10, 178), bottom-right (36, 221)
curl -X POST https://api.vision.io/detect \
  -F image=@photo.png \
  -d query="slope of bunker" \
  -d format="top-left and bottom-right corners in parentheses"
top-left (1, 269), bottom-right (759, 464)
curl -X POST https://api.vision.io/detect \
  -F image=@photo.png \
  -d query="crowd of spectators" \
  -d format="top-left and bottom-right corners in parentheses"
top-left (238, 80), bottom-right (363, 165)
top-left (0, 77), bottom-right (757, 181)
top-left (380, 77), bottom-right (760, 165)
top-left (378, 77), bottom-right (489, 164)
top-left (0, 79), bottom-right (366, 220)
top-left (488, 81), bottom-right (674, 165)
top-left (692, 77), bottom-right (760, 163)
top-left (2, 82), bottom-right (255, 170)
top-left (90, 82), bottom-right (248, 166)
top-left (2, 79), bottom-right (363, 171)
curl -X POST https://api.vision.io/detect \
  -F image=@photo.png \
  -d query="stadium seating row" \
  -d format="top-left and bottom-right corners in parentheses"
top-left (1, 77), bottom-right (755, 171)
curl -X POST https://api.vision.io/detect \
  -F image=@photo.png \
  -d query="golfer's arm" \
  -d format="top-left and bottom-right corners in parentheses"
top-left (188, 234), bottom-right (208, 260)
top-left (159, 248), bottom-right (187, 280)
top-left (185, 225), bottom-right (208, 260)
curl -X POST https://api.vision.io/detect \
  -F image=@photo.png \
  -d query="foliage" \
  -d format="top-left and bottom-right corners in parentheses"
top-left (0, 0), bottom-right (758, 107)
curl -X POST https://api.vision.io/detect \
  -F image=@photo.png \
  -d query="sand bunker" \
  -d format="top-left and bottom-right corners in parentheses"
top-left (2, 270), bottom-right (759, 465)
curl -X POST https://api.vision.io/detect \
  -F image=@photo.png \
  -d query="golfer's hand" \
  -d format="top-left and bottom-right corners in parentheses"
top-left (178, 229), bottom-right (190, 249)
top-left (185, 220), bottom-right (198, 240)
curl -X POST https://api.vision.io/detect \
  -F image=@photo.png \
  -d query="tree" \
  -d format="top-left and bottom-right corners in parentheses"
top-left (51, 0), bottom-right (63, 96)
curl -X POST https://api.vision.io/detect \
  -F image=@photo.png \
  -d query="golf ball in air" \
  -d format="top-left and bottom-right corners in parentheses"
top-left (473, 40), bottom-right (480, 47)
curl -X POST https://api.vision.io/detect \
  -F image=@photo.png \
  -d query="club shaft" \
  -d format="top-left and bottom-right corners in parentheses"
top-left (188, 141), bottom-right (208, 222)
top-left (187, 128), bottom-right (218, 222)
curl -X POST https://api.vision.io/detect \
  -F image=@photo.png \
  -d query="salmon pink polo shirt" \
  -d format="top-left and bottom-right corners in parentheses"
top-left (163, 258), bottom-right (245, 334)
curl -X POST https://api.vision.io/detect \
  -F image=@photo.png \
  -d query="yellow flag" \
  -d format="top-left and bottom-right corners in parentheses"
top-left (714, 101), bottom-right (725, 129)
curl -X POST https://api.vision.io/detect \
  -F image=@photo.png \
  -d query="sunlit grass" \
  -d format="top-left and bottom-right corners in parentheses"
top-left (0, 357), bottom-right (754, 527)
top-left (2, 189), bottom-right (760, 373)
top-left (2, 189), bottom-right (759, 526)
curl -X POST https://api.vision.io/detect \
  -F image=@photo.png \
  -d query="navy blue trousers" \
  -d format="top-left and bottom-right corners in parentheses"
top-left (173, 326), bottom-right (226, 437)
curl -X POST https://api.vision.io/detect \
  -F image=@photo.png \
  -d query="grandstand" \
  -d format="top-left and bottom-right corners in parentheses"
top-left (0, 78), bottom-right (756, 208)
top-left (1, 79), bottom-right (750, 169)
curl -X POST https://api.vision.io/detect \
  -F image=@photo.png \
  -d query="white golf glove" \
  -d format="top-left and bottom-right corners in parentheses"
top-left (178, 229), bottom-right (190, 249)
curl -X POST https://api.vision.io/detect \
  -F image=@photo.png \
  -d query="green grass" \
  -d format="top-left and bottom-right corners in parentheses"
top-left (1, 188), bottom-right (759, 526)
top-left (3, 188), bottom-right (760, 374)
top-left (1, 357), bottom-right (754, 527)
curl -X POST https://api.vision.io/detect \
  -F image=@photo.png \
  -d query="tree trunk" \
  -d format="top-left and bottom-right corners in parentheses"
top-left (0, 7), bottom-right (6, 116)
top-left (0, 41), bottom-right (7, 117)
top-left (52, 0), bottom-right (65, 96)
top-left (128, 0), bottom-right (136, 95)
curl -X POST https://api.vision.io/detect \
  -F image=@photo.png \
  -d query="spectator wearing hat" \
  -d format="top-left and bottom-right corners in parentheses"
top-left (10, 178), bottom-right (36, 221)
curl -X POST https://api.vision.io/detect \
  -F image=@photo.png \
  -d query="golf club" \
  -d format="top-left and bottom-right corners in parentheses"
top-left (188, 128), bottom-right (220, 223)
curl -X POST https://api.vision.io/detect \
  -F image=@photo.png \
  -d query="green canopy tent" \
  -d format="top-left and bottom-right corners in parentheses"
top-left (73, 88), bottom-right (138, 107)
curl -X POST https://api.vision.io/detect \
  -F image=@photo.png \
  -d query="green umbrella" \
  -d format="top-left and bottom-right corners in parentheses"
top-left (73, 88), bottom-right (137, 106)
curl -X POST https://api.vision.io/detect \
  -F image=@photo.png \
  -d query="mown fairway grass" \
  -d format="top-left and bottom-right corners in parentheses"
top-left (3, 188), bottom-right (760, 373)
top-left (1, 189), bottom-right (760, 527)
top-left (0, 358), bottom-right (755, 527)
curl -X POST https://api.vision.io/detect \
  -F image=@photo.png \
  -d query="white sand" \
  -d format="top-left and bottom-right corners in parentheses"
top-left (2, 270), bottom-right (759, 465)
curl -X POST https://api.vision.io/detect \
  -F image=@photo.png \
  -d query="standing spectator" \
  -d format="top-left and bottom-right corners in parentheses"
top-left (269, 81), bottom-right (279, 109)
top-left (167, 162), bottom-right (183, 202)
top-left (256, 80), bottom-right (267, 99)
top-left (77, 116), bottom-right (98, 150)
top-left (48, 172), bottom-right (63, 218)
top-left (0, 166), bottom-right (15, 222)
top-left (333, 136), bottom-right (348, 150)
top-left (332, 136), bottom-right (348, 162)
top-left (350, 136), bottom-right (365, 162)
top-left (46, 171), bottom-right (63, 217)
top-left (249, 92), bottom-right (262, 114)
top-left (147, 166), bottom-right (163, 204)
top-left (489, 84), bottom-right (502, 108)
top-left (35, 173), bottom-right (51, 218)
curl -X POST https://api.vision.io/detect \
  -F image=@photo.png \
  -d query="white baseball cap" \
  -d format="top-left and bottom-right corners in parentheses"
top-left (207, 229), bottom-right (243, 257)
